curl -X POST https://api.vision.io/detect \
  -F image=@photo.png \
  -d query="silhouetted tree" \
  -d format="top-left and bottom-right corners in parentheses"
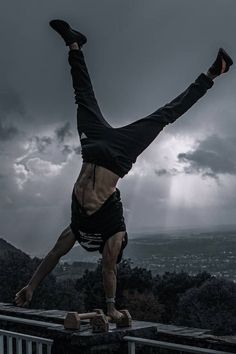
top-left (175, 277), bottom-right (236, 335)
top-left (0, 254), bottom-right (84, 311)
top-left (121, 289), bottom-right (164, 321)
top-left (153, 271), bottom-right (212, 323)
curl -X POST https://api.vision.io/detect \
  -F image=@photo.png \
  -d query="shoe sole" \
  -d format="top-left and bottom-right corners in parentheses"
top-left (49, 19), bottom-right (87, 46)
top-left (219, 48), bottom-right (233, 72)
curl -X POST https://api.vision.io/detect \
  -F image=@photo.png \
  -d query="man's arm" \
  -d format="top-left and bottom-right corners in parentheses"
top-left (102, 231), bottom-right (126, 321)
top-left (15, 226), bottom-right (76, 306)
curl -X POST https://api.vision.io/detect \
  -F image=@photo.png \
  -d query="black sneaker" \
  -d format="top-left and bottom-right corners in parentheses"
top-left (49, 19), bottom-right (87, 48)
top-left (208, 48), bottom-right (233, 76)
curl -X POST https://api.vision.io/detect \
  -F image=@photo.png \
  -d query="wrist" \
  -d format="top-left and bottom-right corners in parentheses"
top-left (107, 302), bottom-right (116, 311)
top-left (27, 282), bottom-right (36, 292)
top-left (106, 296), bottom-right (115, 304)
top-left (106, 297), bottom-right (116, 311)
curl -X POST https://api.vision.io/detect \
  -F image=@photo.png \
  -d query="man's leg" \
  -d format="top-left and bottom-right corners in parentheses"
top-left (112, 48), bottom-right (233, 162)
top-left (50, 20), bottom-right (111, 141)
top-left (68, 45), bottom-right (112, 141)
top-left (114, 73), bottom-right (214, 160)
top-left (102, 231), bottom-right (126, 321)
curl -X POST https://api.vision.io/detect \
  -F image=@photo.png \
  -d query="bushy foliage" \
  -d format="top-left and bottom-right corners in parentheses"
top-left (175, 277), bottom-right (236, 335)
top-left (121, 289), bottom-right (164, 321)
top-left (0, 254), bottom-right (84, 311)
top-left (153, 270), bottom-right (212, 323)
top-left (0, 254), bottom-right (41, 303)
top-left (1, 251), bottom-right (236, 336)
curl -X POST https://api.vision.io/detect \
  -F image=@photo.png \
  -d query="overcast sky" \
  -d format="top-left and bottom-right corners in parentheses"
top-left (0, 0), bottom-right (236, 256)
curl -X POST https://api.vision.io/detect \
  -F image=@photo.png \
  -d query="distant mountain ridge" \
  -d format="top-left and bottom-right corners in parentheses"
top-left (0, 237), bottom-right (31, 261)
top-left (0, 238), bottom-right (98, 272)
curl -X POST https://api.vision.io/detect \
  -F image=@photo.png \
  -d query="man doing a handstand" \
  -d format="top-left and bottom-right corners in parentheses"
top-left (15, 19), bottom-right (233, 322)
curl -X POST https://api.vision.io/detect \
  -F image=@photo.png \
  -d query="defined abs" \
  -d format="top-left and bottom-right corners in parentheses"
top-left (74, 163), bottom-right (118, 216)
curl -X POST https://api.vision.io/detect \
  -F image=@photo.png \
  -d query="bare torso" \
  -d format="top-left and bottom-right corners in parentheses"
top-left (74, 163), bottom-right (120, 216)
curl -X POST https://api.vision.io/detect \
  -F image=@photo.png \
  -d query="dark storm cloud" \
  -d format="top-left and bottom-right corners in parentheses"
top-left (155, 168), bottom-right (168, 176)
top-left (178, 135), bottom-right (236, 178)
top-left (74, 146), bottom-right (81, 155)
top-left (23, 124), bottom-right (78, 161)
top-left (62, 144), bottom-right (73, 155)
top-left (0, 0), bottom-right (236, 255)
top-left (0, 88), bottom-right (26, 140)
top-left (154, 168), bottom-right (179, 177)
top-left (62, 144), bottom-right (81, 156)
top-left (0, 121), bottom-right (18, 140)
top-left (63, 144), bottom-right (82, 157)
top-left (0, 89), bottom-right (25, 117)
top-left (55, 122), bottom-right (72, 143)
top-left (34, 135), bottom-right (53, 153)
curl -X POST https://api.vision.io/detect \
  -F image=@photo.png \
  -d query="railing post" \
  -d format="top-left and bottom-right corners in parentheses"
top-left (0, 334), bottom-right (4, 353)
top-left (17, 337), bottom-right (23, 354)
top-left (26, 339), bottom-right (33, 354)
top-left (37, 342), bottom-right (43, 354)
top-left (128, 341), bottom-right (136, 354)
top-left (47, 343), bottom-right (52, 354)
top-left (124, 336), bottom-right (235, 354)
top-left (7, 335), bottom-right (13, 354)
top-left (0, 329), bottom-right (53, 354)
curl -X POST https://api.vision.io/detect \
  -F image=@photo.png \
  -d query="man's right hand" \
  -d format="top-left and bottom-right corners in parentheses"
top-left (15, 285), bottom-right (34, 307)
top-left (14, 226), bottom-right (76, 307)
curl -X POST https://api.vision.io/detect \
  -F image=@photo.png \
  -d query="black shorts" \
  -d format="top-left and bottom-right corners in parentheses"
top-left (70, 187), bottom-right (128, 263)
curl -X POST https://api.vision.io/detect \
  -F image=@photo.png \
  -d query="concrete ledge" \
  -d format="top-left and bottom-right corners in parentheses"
top-left (0, 303), bottom-right (236, 353)
top-left (0, 303), bottom-right (158, 354)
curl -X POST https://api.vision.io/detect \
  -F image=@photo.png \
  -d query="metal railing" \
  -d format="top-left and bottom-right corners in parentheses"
top-left (0, 329), bottom-right (53, 354)
top-left (124, 336), bottom-right (235, 354)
